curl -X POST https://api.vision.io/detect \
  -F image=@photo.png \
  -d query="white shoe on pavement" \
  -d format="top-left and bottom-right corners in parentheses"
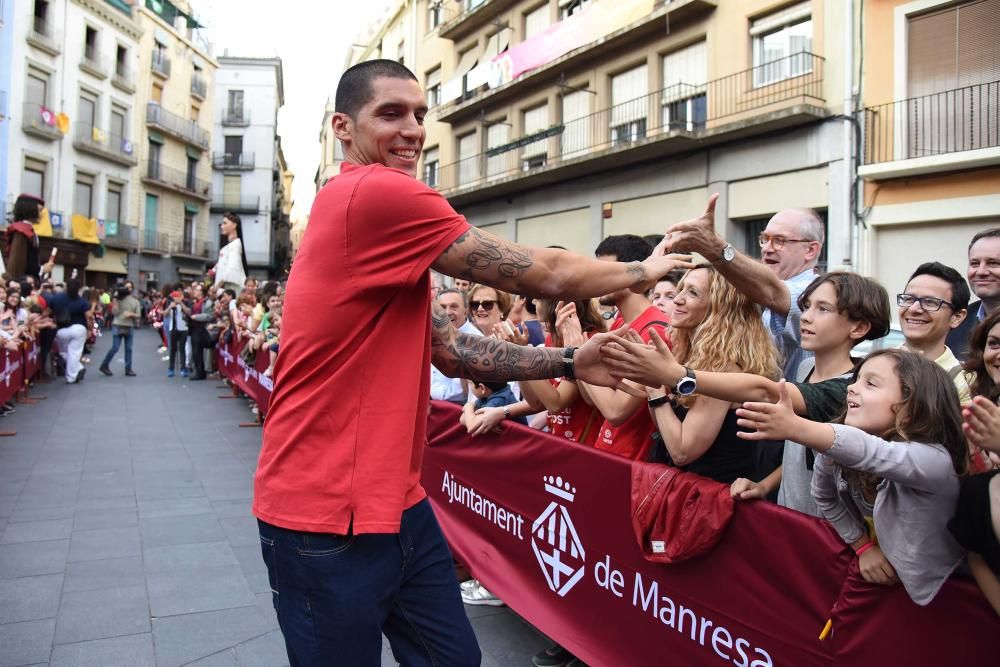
top-left (460, 582), bottom-right (504, 607)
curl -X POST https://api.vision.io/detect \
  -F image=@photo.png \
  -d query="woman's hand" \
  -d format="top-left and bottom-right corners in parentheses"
top-left (736, 380), bottom-right (802, 442)
top-left (491, 321), bottom-right (529, 346)
top-left (600, 328), bottom-right (680, 388)
top-left (858, 544), bottom-right (899, 586)
top-left (964, 396), bottom-right (1000, 455)
top-left (730, 478), bottom-right (768, 501)
top-left (555, 301), bottom-right (587, 347)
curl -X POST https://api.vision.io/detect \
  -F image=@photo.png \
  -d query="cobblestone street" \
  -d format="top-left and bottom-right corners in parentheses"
top-left (0, 330), bottom-right (548, 666)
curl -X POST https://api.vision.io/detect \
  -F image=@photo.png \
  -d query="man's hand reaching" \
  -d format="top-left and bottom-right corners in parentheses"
top-left (664, 193), bottom-right (725, 260)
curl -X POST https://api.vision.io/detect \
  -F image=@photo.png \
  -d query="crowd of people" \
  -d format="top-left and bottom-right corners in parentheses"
top-left (427, 214), bottom-right (1000, 665)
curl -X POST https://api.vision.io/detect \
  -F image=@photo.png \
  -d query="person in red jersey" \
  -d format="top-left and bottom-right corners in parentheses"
top-left (253, 60), bottom-right (689, 667)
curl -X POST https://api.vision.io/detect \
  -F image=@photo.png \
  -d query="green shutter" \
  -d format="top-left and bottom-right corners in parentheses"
top-left (148, 131), bottom-right (165, 144)
top-left (186, 146), bottom-right (203, 159)
top-left (184, 203), bottom-right (199, 214)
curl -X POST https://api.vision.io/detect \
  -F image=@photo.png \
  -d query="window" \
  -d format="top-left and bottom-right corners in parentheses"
top-left (751, 3), bottom-right (813, 87)
top-left (144, 194), bottom-right (159, 246)
top-left (151, 82), bottom-right (163, 103)
top-left (78, 94), bottom-right (96, 131)
top-left (522, 104), bottom-right (548, 169)
top-left (110, 106), bottom-right (126, 142)
top-left (152, 40), bottom-right (167, 71)
top-left (560, 89), bottom-right (591, 156)
top-left (428, 1), bottom-right (443, 30)
top-left (26, 69), bottom-right (48, 106)
top-left (458, 132), bottom-right (479, 186)
top-left (426, 67), bottom-right (442, 108)
top-left (148, 141), bottom-right (161, 178)
top-left (106, 182), bottom-right (123, 227)
top-left (116, 45), bottom-right (127, 77)
top-left (486, 121), bottom-right (510, 178)
top-left (224, 135), bottom-right (243, 161)
top-left (611, 64), bottom-right (648, 145)
top-left (84, 25), bottom-right (98, 62)
top-left (183, 211), bottom-right (195, 253)
top-left (223, 175), bottom-right (241, 205)
top-left (23, 158), bottom-right (46, 199)
top-left (423, 148), bottom-right (439, 187)
top-left (74, 173), bottom-right (94, 218)
top-left (661, 41), bottom-right (707, 131)
top-left (190, 105), bottom-right (199, 122)
top-left (228, 89), bottom-right (244, 118)
top-left (524, 4), bottom-right (550, 40)
top-left (186, 156), bottom-right (198, 191)
top-left (560, 0), bottom-right (593, 19)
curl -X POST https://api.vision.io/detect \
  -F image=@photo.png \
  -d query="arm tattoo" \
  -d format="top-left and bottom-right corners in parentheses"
top-left (627, 262), bottom-right (646, 280)
top-left (430, 302), bottom-right (562, 382)
top-left (443, 227), bottom-right (534, 281)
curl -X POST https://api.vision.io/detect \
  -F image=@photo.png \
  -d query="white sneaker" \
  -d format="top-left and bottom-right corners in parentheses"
top-left (461, 582), bottom-right (504, 607)
top-left (460, 579), bottom-right (478, 592)
top-left (157, 346), bottom-right (167, 353)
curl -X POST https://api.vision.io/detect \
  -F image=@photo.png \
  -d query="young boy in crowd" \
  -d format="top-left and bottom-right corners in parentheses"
top-left (462, 380), bottom-right (528, 428)
top-left (600, 272), bottom-right (891, 516)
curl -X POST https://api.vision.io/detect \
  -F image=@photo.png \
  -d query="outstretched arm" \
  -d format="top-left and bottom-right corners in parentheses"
top-left (665, 194), bottom-right (790, 315)
top-left (431, 226), bottom-right (694, 301)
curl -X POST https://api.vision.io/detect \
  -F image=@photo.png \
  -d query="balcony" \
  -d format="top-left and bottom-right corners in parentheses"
top-left (437, 0), bottom-right (514, 41)
top-left (26, 16), bottom-right (61, 56)
top-left (21, 102), bottom-right (63, 141)
top-left (433, 52), bottom-right (826, 206)
top-left (80, 46), bottom-right (108, 79)
top-left (172, 236), bottom-right (216, 260)
top-left (860, 80), bottom-right (1000, 181)
top-left (141, 161), bottom-right (212, 201)
top-left (146, 103), bottom-right (210, 149)
top-left (112, 64), bottom-right (135, 94)
top-left (151, 52), bottom-right (171, 79)
top-left (210, 195), bottom-right (260, 213)
top-left (221, 107), bottom-right (250, 127)
top-left (212, 152), bottom-right (255, 171)
top-left (435, 0), bottom-right (716, 123)
top-left (191, 73), bottom-right (207, 100)
top-left (141, 230), bottom-right (171, 254)
top-left (72, 125), bottom-right (138, 166)
top-left (103, 224), bottom-right (138, 250)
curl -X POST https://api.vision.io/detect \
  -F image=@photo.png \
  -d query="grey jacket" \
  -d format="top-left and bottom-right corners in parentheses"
top-left (811, 424), bottom-right (963, 606)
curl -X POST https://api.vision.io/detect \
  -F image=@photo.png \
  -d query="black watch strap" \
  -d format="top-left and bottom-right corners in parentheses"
top-left (562, 347), bottom-right (576, 380)
top-left (647, 394), bottom-right (670, 408)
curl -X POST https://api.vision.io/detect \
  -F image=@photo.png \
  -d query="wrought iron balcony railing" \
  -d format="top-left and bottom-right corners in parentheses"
top-left (143, 161), bottom-right (211, 199)
top-left (212, 152), bottom-right (255, 170)
top-left (146, 103), bottom-right (210, 148)
top-left (72, 126), bottom-right (137, 165)
top-left (210, 195), bottom-right (260, 213)
top-left (222, 107), bottom-right (250, 127)
top-left (151, 52), bottom-right (171, 78)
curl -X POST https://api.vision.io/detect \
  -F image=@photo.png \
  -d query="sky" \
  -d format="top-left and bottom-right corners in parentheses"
top-left (192, 0), bottom-right (397, 220)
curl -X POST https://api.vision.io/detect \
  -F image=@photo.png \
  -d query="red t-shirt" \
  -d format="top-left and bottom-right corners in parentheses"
top-left (594, 306), bottom-right (671, 461)
top-left (542, 333), bottom-right (600, 445)
top-left (253, 162), bottom-right (469, 534)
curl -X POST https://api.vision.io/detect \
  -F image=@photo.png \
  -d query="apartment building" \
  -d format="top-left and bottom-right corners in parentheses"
top-left (856, 0), bottom-right (1000, 298)
top-left (6, 0), bottom-right (143, 286)
top-left (401, 0), bottom-right (853, 266)
top-left (1, 0), bottom-right (14, 218)
top-left (274, 138), bottom-right (293, 277)
top-left (129, 0), bottom-right (216, 291)
top-left (209, 55), bottom-right (286, 278)
top-left (314, 99), bottom-right (344, 191)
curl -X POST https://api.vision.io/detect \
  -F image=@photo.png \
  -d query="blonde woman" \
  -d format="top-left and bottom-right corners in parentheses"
top-left (465, 283), bottom-right (512, 336)
top-left (640, 265), bottom-right (781, 483)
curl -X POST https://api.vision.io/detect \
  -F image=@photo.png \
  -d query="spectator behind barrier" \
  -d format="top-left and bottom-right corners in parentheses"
top-left (649, 270), bottom-right (684, 320)
top-left (948, 228), bottom-right (1000, 360)
top-left (736, 349), bottom-right (968, 607)
top-left (466, 283), bottom-right (512, 336)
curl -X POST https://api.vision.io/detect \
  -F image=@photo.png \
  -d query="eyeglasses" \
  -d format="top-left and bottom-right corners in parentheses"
top-left (758, 234), bottom-right (814, 250)
top-left (469, 299), bottom-right (496, 312)
top-left (896, 293), bottom-right (954, 312)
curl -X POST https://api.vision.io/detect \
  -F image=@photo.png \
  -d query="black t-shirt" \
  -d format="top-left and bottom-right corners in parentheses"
top-left (948, 471), bottom-right (1000, 576)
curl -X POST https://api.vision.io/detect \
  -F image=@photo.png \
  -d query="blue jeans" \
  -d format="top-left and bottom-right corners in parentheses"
top-left (101, 325), bottom-right (133, 370)
top-left (258, 499), bottom-right (481, 667)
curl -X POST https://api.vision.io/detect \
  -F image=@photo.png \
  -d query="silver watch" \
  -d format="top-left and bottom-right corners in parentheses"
top-left (714, 243), bottom-right (736, 265)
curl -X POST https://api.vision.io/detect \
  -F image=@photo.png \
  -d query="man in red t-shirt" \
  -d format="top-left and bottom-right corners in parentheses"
top-left (578, 235), bottom-right (674, 461)
top-left (253, 60), bottom-right (687, 666)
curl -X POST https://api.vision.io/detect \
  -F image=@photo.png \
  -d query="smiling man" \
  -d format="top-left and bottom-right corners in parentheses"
top-left (948, 228), bottom-right (1000, 360)
top-left (253, 60), bottom-right (686, 666)
top-left (664, 196), bottom-right (824, 378)
top-left (898, 262), bottom-right (970, 403)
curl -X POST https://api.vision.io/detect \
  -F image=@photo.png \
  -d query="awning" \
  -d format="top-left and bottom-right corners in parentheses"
top-left (86, 248), bottom-right (128, 274)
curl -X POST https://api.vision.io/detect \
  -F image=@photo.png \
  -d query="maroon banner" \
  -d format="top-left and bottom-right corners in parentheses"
top-left (22, 339), bottom-right (40, 383)
top-left (215, 338), bottom-right (272, 416)
top-left (423, 402), bottom-right (998, 666)
top-left (0, 346), bottom-right (24, 405)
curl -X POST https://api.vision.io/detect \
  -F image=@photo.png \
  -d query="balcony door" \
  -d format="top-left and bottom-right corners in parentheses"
top-left (224, 135), bottom-right (243, 166)
top-left (228, 90), bottom-right (245, 121)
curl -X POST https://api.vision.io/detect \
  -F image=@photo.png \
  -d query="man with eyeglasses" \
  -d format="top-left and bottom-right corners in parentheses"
top-left (663, 195), bottom-right (824, 378)
top-left (898, 262), bottom-right (971, 403)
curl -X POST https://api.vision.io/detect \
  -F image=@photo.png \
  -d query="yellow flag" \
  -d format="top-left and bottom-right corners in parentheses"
top-left (71, 214), bottom-right (100, 244)
top-left (35, 208), bottom-right (54, 237)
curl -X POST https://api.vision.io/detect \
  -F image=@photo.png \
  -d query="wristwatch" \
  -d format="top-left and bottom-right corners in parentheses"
top-left (562, 347), bottom-right (577, 380)
top-left (713, 243), bottom-right (736, 265)
top-left (502, 405), bottom-right (511, 420)
top-left (674, 367), bottom-right (697, 396)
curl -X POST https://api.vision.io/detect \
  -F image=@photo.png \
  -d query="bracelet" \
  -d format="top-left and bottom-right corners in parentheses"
top-left (561, 347), bottom-right (577, 380)
top-left (647, 394), bottom-right (670, 408)
top-left (502, 405), bottom-right (511, 420)
top-left (854, 542), bottom-right (875, 557)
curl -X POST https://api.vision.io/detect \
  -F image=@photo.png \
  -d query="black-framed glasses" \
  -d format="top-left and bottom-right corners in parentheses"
top-left (470, 299), bottom-right (496, 311)
top-left (896, 293), bottom-right (954, 312)
top-left (758, 233), bottom-right (814, 250)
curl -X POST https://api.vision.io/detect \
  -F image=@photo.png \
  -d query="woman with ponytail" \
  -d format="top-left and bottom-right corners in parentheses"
top-left (212, 212), bottom-right (248, 292)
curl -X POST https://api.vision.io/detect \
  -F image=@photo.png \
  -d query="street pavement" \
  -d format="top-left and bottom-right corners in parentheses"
top-left (0, 329), bottom-right (550, 666)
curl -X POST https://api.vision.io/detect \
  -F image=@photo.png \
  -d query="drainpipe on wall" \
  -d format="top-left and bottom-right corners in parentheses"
top-left (844, 0), bottom-right (858, 271)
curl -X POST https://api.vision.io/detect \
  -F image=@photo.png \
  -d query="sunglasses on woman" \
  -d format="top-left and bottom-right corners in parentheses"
top-left (470, 299), bottom-right (497, 312)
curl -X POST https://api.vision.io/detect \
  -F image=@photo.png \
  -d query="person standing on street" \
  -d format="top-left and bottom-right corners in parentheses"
top-left (99, 280), bottom-right (140, 377)
top-left (212, 212), bottom-right (248, 293)
top-left (253, 59), bottom-right (690, 667)
top-left (48, 279), bottom-right (92, 384)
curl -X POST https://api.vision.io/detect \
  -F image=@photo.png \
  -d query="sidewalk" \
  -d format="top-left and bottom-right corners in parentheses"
top-left (0, 329), bottom-right (549, 666)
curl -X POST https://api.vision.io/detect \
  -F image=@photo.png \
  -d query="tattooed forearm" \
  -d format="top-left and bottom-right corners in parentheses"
top-left (430, 303), bottom-right (562, 382)
top-left (443, 227), bottom-right (534, 281)
top-left (627, 262), bottom-right (646, 280)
